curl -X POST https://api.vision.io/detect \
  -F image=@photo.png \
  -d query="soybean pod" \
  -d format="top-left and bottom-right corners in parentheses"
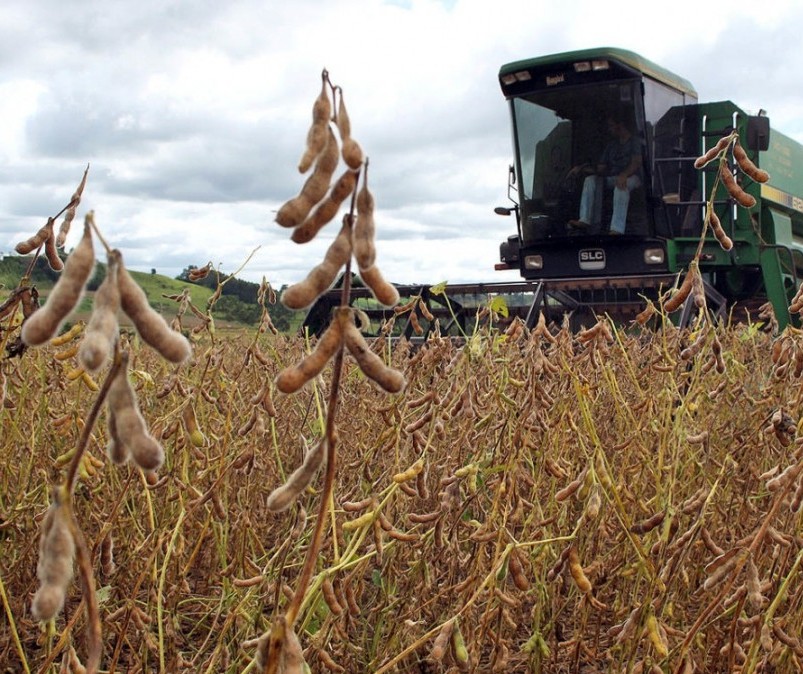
top-left (22, 218), bottom-right (95, 347)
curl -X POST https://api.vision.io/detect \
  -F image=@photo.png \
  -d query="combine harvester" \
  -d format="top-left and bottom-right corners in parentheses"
top-left (306, 47), bottom-right (803, 336)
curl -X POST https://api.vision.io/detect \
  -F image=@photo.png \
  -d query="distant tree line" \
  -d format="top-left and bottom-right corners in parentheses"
top-left (0, 255), bottom-right (63, 286)
top-left (177, 266), bottom-right (296, 331)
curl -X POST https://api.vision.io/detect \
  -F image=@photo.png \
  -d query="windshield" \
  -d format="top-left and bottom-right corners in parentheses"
top-left (511, 79), bottom-right (648, 242)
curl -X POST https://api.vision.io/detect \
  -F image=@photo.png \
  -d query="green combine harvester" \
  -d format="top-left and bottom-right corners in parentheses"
top-left (305, 47), bottom-right (802, 337)
top-left (495, 47), bottom-right (803, 328)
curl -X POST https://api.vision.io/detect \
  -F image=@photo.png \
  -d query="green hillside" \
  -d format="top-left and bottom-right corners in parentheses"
top-left (124, 268), bottom-right (215, 314)
top-left (2, 256), bottom-right (298, 332)
top-left (0, 255), bottom-right (60, 290)
top-left (0, 255), bottom-right (215, 319)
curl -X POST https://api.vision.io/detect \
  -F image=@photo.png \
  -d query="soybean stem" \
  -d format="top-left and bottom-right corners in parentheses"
top-left (68, 506), bottom-right (102, 674)
top-left (158, 508), bottom-right (187, 673)
top-left (284, 341), bottom-right (344, 629)
top-left (0, 571), bottom-right (30, 673)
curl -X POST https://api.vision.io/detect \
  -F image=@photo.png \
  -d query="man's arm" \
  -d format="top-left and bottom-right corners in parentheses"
top-left (615, 153), bottom-right (642, 189)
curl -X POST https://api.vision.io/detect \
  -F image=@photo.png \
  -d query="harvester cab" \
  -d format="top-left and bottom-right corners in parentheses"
top-left (496, 47), bottom-right (803, 329)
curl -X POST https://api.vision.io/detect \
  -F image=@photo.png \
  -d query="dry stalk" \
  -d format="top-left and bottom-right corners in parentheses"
top-left (256, 70), bottom-right (403, 673)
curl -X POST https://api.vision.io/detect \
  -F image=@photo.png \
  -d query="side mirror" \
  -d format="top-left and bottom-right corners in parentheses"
top-left (494, 206), bottom-right (514, 216)
top-left (746, 114), bottom-right (770, 151)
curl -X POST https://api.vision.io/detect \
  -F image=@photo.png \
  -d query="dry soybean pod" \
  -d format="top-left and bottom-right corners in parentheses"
top-left (50, 322), bottom-right (84, 346)
top-left (694, 134), bottom-right (732, 169)
top-left (117, 251), bottom-right (191, 364)
top-left (342, 497), bottom-right (373, 512)
top-left (275, 318), bottom-right (343, 394)
top-left (107, 359), bottom-right (164, 471)
top-left (393, 458), bottom-right (424, 484)
top-left (303, 125), bottom-right (340, 201)
top-left (746, 554), bottom-right (764, 610)
top-left (700, 527), bottom-right (725, 556)
top-left (680, 487), bottom-right (708, 515)
top-left (703, 547), bottom-right (748, 591)
top-left (57, 164), bottom-right (90, 247)
top-left (555, 471), bottom-right (585, 503)
top-left (791, 475), bottom-right (803, 513)
top-left (106, 407), bottom-right (130, 465)
top-left (631, 510), bottom-right (665, 535)
top-left (79, 250), bottom-right (121, 372)
top-left (418, 298), bottom-right (435, 322)
top-left (261, 382), bottom-right (277, 417)
top-left (353, 164), bottom-right (376, 270)
top-left (0, 289), bottom-right (24, 321)
top-left (772, 624), bottom-right (803, 657)
top-left (20, 287), bottom-right (38, 319)
top-left (44, 220), bottom-right (64, 271)
top-left (188, 265), bottom-right (212, 282)
top-left (733, 141), bottom-right (770, 183)
top-left (508, 547), bottom-right (530, 591)
top-left (430, 619), bottom-right (455, 662)
top-left (100, 533), bottom-right (115, 577)
top-left (237, 406), bottom-right (259, 437)
top-left (407, 510), bottom-right (441, 524)
top-left (291, 169), bottom-right (358, 244)
top-left (709, 209), bottom-right (733, 251)
top-left (250, 379), bottom-right (275, 416)
top-left (321, 577), bottom-right (343, 616)
top-left (15, 219), bottom-right (53, 255)
top-left (341, 136), bottom-right (364, 174)
top-left (343, 509), bottom-right (376, 531)
top-left (567, 544), bottom-right (592, 594)
top-left (585, 486), bottom-right (602, 520)
top-left (266, 438), bottom-right (327, 512)
top-left (281, 626), bottom-right (305, 673)
top-left (720, 162), bottom-right (757, 208)
top-left (359, 264), bottom-right (399, 307)
top-left (282, 219), bottom-right (353, 309)
top-left (663, 261), bottom-right (697, 313)
top-left (334, 86), bottom-right (351, 139)
top-left (31, 490), bottom-right (75, 621)
top-left (280, 259), bottom-right (342, 309)
top-left (377, 510), bottom-right (394, 531)
top-left (309, 122), bottom-right (340, 184)
top-left (22, 218), bottom-right (95, 347)
top-left (182, 403), bottom-right (205, 448)
top-left (317, 648), bottom-right (345, 673)
top-left (766, 463), bottom-right (802, 492)
top-left (789, 286), bottom-right (803, 313)
top-left (340, 308), bottom-right (405, 393)
top-left (336, 89), bottom-right (364, 170)
top-left (342, 577), bottom-right (361, 617)
top-left (276, 126), bottom-right (340, 228)
top-left (298, 71), bottom-right (332, 174)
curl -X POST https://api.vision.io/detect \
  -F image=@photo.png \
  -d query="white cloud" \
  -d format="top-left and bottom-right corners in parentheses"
top-left (1, 0), bottom-right (801, 289)
top-left (0, 79), bottom-right (45, 159)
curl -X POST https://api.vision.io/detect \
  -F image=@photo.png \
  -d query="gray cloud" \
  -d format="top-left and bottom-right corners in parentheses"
top-left (2, 0), bottom-right (802, 291)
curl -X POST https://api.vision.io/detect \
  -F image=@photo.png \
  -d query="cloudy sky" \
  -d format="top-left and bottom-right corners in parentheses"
top-left (2, 0), bottom-right (802, 290)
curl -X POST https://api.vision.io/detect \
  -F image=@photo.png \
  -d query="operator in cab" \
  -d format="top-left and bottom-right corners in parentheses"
top-left (567, 114), bottom-right (642, 235)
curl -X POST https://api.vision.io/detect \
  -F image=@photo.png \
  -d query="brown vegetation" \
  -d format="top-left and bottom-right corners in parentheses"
top-left (2, 316), bottom-right (803, 672)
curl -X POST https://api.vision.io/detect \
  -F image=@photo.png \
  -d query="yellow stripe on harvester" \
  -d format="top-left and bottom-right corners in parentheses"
top-left (761, 184), bottom-right (803, 213)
